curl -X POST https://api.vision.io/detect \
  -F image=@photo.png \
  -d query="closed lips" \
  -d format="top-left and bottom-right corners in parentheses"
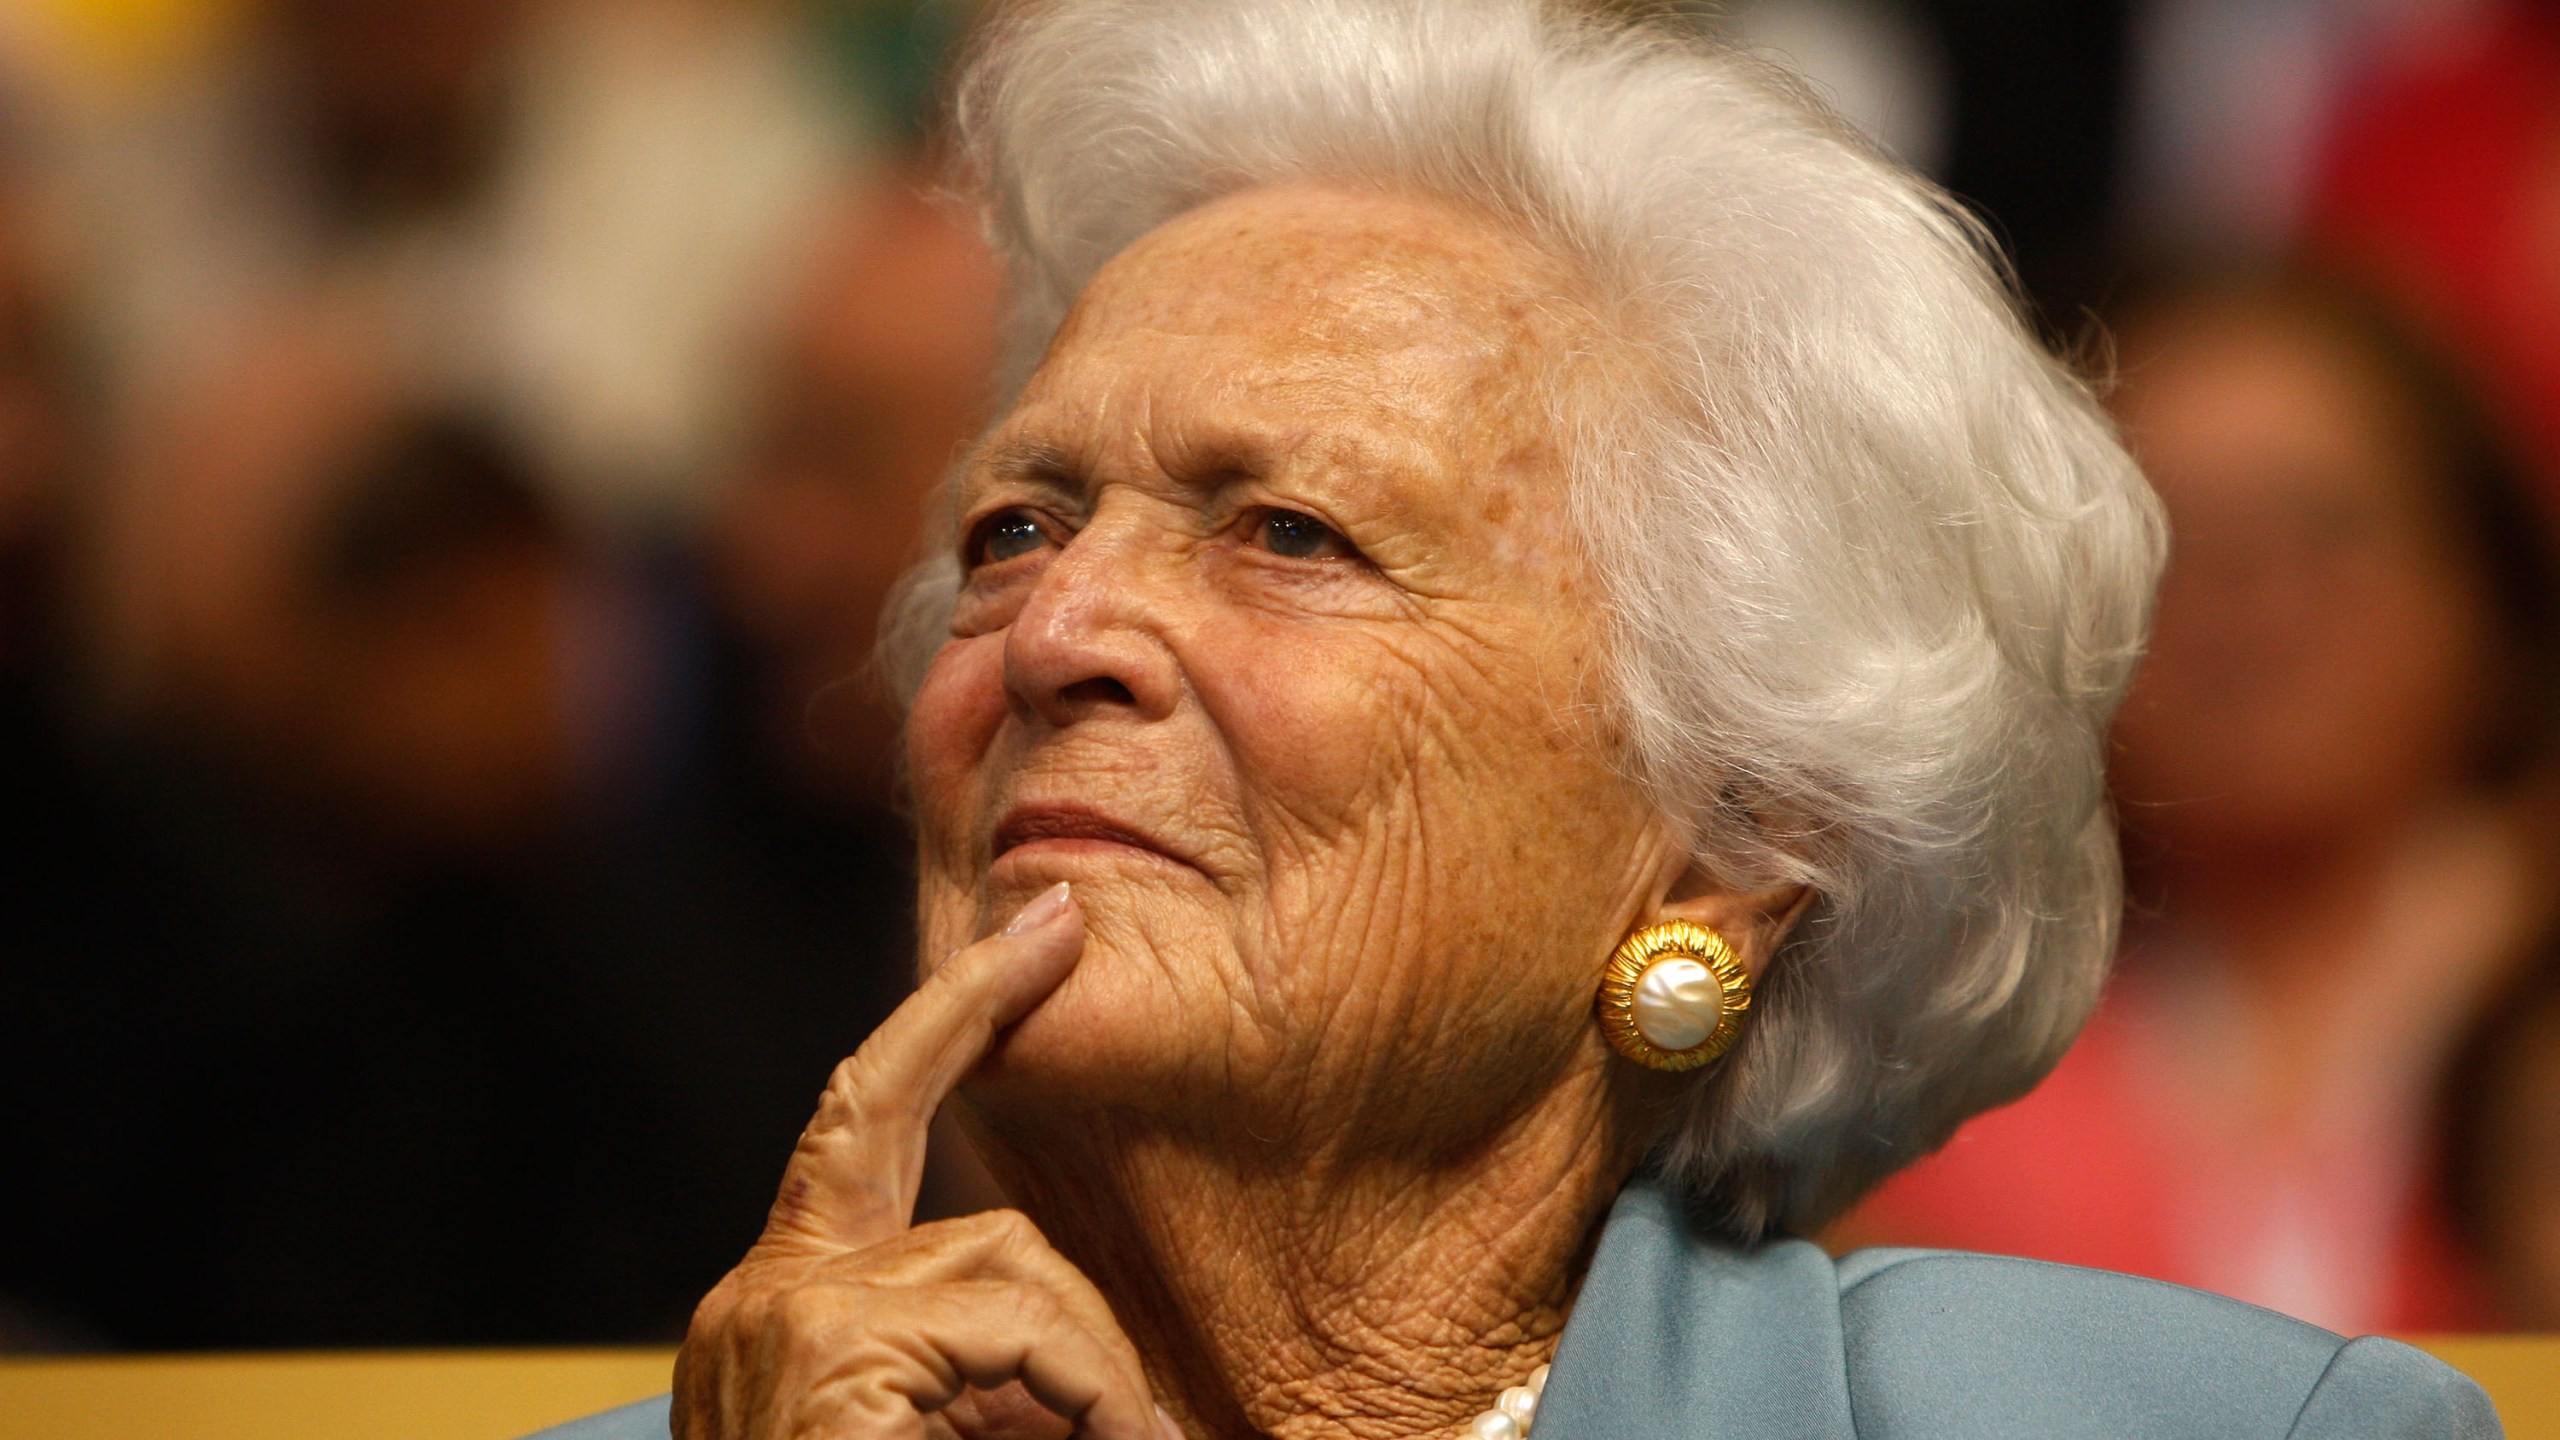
top-left (994, 808), bottom-right (1181, 862)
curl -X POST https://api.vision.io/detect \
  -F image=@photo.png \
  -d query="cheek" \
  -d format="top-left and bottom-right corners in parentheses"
top-left (907, 634), bottom-right (1010, 908)
top-left (1189, 610), bottom-right (1445, 880)
top-left (1196, 600), bottom-right (1647, 978)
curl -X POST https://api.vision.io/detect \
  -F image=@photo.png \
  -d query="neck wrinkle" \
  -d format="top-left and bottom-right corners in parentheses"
top-left (965, 1060), bottom-right (1648, 1440)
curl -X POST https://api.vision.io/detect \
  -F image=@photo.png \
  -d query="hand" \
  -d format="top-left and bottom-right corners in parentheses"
top-left (673, 883), bottom-right (1171, 1440)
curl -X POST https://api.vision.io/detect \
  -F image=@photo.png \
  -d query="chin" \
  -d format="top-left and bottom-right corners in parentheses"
top-left (968, 924), bottom-right (1241, 1118)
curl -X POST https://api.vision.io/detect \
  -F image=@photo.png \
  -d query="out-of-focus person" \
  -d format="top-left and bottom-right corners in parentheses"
top-left (85, 305), bottom-right (580, 854)
top-left (1842, 267), bottom-right (2560, 1335)
top-left (0, 0), bottom-right (1013, 1345)
top-left (710, 169), bottom-right (1001, 804)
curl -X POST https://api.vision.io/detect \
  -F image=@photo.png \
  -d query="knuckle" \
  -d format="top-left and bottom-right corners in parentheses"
top-left (957, 1206), bottom-right (1041, 1252)
top-left (674, 1266), bottom-right (943, 1440)
top-left (817, 1055), bottom-right (872, 1123)
top-left (683, 1274), bottom-right (746, 1345)
top-left (835, 1052), bottom-right (904, 1130)
top-left (772, 1282), bottom-right (851, 1339)
top-left (823, 1049), bottom-right (866, 1093)
top-left (1010, 1283), bottom-right (1064, 1330)
top-left (985, 1207), bottom-right (1041, 1246)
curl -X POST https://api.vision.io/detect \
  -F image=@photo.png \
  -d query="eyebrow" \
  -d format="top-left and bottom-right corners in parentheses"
top-left (973, 436), bottom-right (1087, 488)
top-left (970, 428), bottom-right (1292, 495)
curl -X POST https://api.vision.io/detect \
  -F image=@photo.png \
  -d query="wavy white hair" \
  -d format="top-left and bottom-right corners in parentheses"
top-left (881, 0), bottom-right (2165, 1238)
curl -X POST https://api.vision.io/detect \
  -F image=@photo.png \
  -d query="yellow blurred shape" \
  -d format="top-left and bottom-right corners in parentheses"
top-left (2414, 1336), bottom-right (2560, 1439)
top-left (0, 1348), bottom-right (674, 1440)
top-left (15, 0), bottom-right (252, 94)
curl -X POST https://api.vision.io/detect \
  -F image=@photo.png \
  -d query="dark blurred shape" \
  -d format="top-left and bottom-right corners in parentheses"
top-left (3, 371), bottom-right (664, 1347)
top-left (322, 418), bottom-right (557, 595)
top-left (1844, 265), bottom-right (2560, 1334)
top-left (0, 115), bottom-right (80, 680)
top-left (0, 113), bottom-right (112, 1357)
top-left (291, 412), bottom-right (575, 855)
top-left (2446, 940), bottom-right (2560, 1327)
top-left (267, 0), bottom-right (527, 229)
top-left (1917, 0), bottom-right (2135, 321)
top-left (1673, 0), bottom-right (2136, 324)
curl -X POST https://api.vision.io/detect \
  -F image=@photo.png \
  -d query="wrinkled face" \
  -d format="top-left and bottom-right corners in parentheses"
top-left (906, 184), bottom-right (1684, 1153)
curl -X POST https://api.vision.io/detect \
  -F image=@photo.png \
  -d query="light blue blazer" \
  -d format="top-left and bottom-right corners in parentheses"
top-left (530, 1180), bottom-right (2502, 1439)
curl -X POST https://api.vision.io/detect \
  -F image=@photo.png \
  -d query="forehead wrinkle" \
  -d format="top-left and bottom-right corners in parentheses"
top-left (1151, 381), bottom-right (1414, 502)
top-left (1009, 339), bottom-right (1431, 515)
top-left (1073, 185), bottom-right (1574, 381)
top-left (1005, 183), bottom-right (1600, 548)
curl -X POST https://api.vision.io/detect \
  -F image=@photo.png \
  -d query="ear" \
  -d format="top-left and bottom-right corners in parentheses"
top-left (1651, 866), bottom-right (1813, 982)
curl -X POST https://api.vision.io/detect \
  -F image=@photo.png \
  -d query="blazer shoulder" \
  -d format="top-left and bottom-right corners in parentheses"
top-left (1832, 1250), bottom-right (2498, 1439)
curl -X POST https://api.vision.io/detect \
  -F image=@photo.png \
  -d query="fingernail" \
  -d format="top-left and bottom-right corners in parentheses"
top-left (1003, 881), bottom-right (1074, 935)
top-left (1155, 1406), bottom-right (1184, 1440)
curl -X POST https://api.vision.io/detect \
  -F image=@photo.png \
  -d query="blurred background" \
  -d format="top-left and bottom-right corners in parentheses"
top-left (0, 0), bottom-right (2553, 1354)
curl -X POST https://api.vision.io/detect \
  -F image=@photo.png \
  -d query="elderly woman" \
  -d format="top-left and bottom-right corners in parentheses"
top-left (541, 1), bottom-right (2498, 1436)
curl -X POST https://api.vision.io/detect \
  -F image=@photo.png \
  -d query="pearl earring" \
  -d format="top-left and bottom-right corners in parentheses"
top-left (1595, 919), bottom-right (1752, 1072)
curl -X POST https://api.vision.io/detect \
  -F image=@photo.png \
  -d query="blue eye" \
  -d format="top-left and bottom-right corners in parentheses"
top-left (972, 509), bottom-right (1050, 565)
top-left (1258, 509), bottom-right (1348, 560)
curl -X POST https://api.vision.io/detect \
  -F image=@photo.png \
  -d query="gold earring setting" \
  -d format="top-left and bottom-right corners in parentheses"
top-left (1596, 919), bottom-right (1751, 1072)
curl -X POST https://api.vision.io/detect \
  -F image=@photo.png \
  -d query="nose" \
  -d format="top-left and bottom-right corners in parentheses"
top-left (1002, 526), bottom-right (1182, 729)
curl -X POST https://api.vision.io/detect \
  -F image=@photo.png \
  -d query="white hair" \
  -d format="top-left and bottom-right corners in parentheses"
top-left (883, 0), bottom-right (2165, 1238)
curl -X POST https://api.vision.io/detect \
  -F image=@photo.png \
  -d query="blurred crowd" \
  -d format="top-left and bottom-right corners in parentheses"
top-left (0, 0), bottom-right (2555, 1352)
top-left (0, 0), bottom-right (999, 1350)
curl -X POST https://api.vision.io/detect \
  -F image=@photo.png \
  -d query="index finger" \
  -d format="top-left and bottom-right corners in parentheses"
top-left (761, 881), bottom-right (1085, 1252)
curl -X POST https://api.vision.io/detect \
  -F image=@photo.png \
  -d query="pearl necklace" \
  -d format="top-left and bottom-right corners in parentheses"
top-left (1466, 1363), bottom-right (1550, 1439)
